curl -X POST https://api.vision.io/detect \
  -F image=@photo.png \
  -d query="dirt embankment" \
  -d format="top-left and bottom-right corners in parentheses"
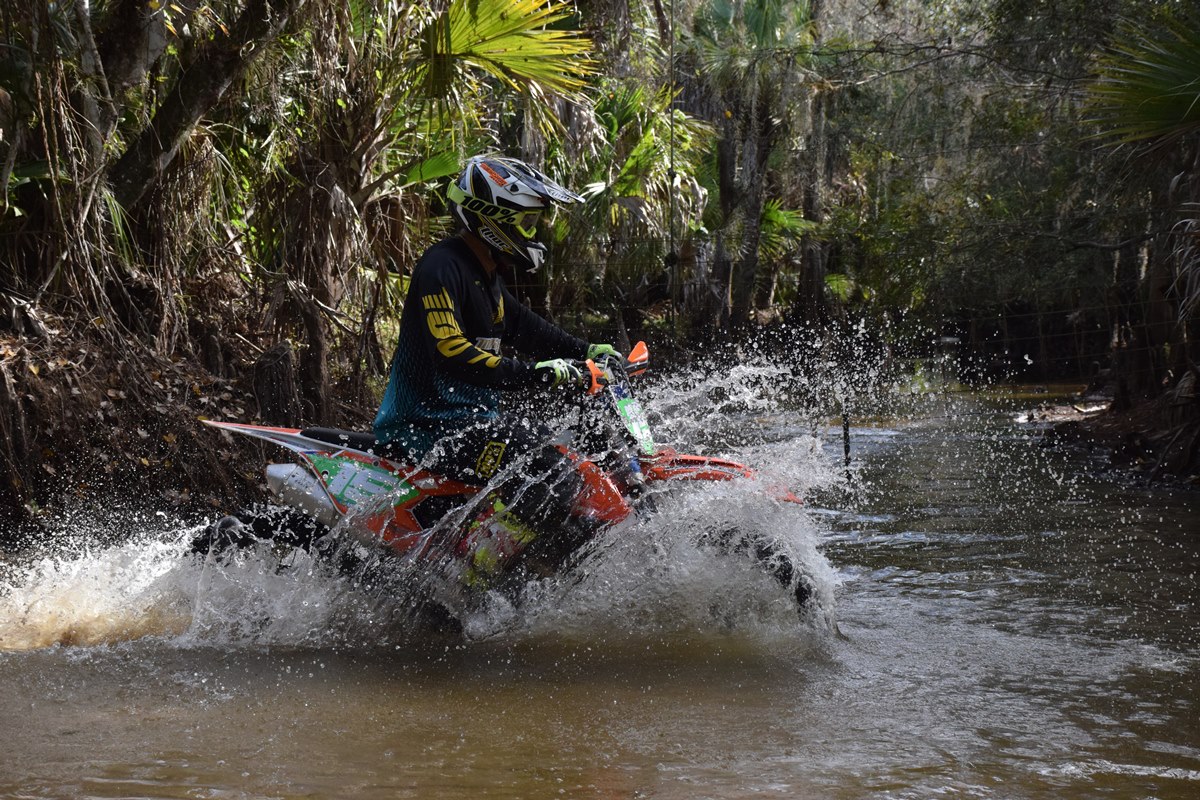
top-left (1038, 372), bottom-right (1200, 486)
top-left (0, 325), bottom-right (373, 547)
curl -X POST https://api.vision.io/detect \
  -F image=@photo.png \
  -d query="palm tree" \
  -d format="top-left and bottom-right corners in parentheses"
top-left (552, 83), bottom-right (713, 335)
top-left (681, 0), bottom-right (820, 329)
top-left (1086, 11), bottom-right (1200, 442)
top-left (0, 0), bottom-right (598, 517)
top-left (1087, 15), bottom-right (1200, 146)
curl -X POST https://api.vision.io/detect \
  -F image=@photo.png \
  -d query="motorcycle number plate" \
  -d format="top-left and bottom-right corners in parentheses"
top-left (306, 452), bottom-right (417, 511)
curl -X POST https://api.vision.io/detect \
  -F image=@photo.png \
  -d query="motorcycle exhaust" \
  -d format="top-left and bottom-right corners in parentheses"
top-left (265, 463), bottom-right (343, 529)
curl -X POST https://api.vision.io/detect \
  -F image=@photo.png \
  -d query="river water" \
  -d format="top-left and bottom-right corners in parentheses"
top-left (1, 373), bottom-right (1197, 799)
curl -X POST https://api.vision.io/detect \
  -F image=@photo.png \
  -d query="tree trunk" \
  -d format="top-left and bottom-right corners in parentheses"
top-left (712, 235), bottom-right (735, 332)
top-left (109, 0), bottom-right (307, 209)
top-left (710, 116), bottom-right (741, 332)
top-left (751, 256), bottom-right (781, 316)
top-left (796, 88), bottom-right (832, 326)
top-left (731, 125), bottom-right (766, 326)
top-left (296, 294), bottom-right (330, 423)
top-left (253, 342), bottom-right (304, 426)
top-left (93, 0), bottom-right (188, 138)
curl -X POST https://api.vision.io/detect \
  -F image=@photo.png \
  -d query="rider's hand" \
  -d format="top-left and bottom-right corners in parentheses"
top-left (535, 358), bottom-right (582, 387)
top-left (587, 343), bottom-right (621, 361)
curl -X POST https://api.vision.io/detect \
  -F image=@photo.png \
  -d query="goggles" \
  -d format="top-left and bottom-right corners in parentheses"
top-left (448, 184), bottom-right (543, 239)
top-left (512, 210), bottom-right (542, 237)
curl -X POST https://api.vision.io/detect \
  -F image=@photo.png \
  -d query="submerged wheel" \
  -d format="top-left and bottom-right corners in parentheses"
top-left (699, 526), bottom-right (814, 613)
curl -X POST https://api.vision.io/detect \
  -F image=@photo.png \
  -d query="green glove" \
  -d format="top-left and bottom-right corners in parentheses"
top-left (586, 343), bottom-right (620, 362)
top-left (535, 358), bottom-right (583, 387)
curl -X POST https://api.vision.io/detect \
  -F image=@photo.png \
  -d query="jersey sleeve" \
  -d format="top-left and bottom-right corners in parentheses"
top-left (415, 264), bottom-right (534, 389)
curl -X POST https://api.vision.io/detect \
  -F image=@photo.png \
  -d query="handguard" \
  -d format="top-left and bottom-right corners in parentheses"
top-left (626, 340), bottom-right (649, 375)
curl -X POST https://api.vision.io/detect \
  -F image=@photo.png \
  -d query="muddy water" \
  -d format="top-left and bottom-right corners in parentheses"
top-left (1, 386), bottom-right (1198, 799)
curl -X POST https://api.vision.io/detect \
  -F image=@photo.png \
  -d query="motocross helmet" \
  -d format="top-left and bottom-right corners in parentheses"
top-left (447, 155), bottom-right (583, 271)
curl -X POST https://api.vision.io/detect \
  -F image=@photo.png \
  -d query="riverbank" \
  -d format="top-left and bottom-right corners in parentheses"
top-left (0, 326), bottom-right (329, 545)
top-left (1036, 383), bottom-right (1200, 487)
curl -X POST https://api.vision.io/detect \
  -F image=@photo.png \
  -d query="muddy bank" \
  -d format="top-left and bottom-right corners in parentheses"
top-left (0, 328), bottom-right (375, 549)
top-left (1038, 377), bottom-right (1200, 486)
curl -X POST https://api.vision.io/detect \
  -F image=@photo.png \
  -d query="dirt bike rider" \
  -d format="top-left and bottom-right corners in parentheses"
top-left (373, 155), bottom-right (620, 541)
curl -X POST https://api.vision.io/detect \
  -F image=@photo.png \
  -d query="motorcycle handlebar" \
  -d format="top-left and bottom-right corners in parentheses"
top-left (581, 344), bottom-right (649, 394)
top-left (541, 343), bottom-right (650, 395)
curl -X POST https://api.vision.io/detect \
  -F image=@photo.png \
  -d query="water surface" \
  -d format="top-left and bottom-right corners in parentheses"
top-left (1, 385), bottom-right (1197, 799)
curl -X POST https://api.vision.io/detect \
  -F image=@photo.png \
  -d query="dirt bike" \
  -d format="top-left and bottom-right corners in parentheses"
top-left (193, 342), bottom-right (811, 627)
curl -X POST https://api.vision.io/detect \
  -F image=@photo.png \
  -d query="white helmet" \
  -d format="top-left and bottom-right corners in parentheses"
top-left (447, 155), bottom-right (583, 271)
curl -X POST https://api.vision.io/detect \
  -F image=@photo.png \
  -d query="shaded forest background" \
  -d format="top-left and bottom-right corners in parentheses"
top-left (1, 0), bottom-right (1198, 527)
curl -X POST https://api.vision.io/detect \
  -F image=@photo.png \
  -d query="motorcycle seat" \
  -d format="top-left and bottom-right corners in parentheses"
top-left (300, 427), bottom-right (379, 453)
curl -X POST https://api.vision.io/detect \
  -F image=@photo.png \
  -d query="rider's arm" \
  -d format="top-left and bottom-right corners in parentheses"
top-left (415, 265), bottom-right (537, 389)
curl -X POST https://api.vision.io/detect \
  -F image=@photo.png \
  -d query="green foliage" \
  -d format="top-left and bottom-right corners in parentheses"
top-left (1086, 9), bottom-right (1200, 338)
top-left (4, 0), bottom-right (1196, 393)
top-left (410, 0), bottom-right (594, 138)
top-left (1087, 13), bottom-right (1200, 145)
top-left (759, 199), bottom-right (814, 261)
top-left (824, 273), bottom-right (868, 304)
top-left (556, 81), bottom-right (713, 298)
top-left (693, 0), bottom-right (816, 66)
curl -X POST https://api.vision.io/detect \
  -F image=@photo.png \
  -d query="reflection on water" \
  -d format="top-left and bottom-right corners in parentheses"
top-left (1, 387), bottom-right (1198, 798)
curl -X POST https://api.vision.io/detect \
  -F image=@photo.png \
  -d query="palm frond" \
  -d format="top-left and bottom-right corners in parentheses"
top-left (412, 0), bottom-right (593, 99)
top-left (1087, 15), bottom-right (1200, 146)
top-left (1172, 212), bottom-right (1200, 323)
top-left (759, 198), bottom-right (815, 260)
top-left (691, 0), bottom-right (817, 80)
top-left (825, 272), bottom-right (860, 303)
top-left (582, 89), bottom-right (713, 239)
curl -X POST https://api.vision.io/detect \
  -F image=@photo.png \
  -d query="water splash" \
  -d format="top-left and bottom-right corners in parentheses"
top-left (0, 525), bottom-right (194, 651)
top-left (500, 480), bottom-right (839, 641)
top-left (0, 482), bottom-right (836, 652)
top-left (0, 350), bottom-right (844, 653)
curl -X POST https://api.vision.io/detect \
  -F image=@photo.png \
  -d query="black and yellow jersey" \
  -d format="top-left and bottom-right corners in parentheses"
top-left (373, 236), bottom-right (586, 455)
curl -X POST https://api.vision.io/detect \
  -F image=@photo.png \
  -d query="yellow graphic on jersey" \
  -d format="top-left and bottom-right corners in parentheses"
top-left (422, 289), bottom-right (453, 311)
top-left (423, 289), bottom-right (500, 367)
top-left (475, 440), bottom-right (507, 478)
top-left (493, 294), bottom-right (504, 325)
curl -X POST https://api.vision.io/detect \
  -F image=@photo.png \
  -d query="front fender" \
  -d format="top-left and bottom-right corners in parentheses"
top-left (640, 448), bottom-right (755, 482)
top-left (641, 448), bottom-right (803, 504)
